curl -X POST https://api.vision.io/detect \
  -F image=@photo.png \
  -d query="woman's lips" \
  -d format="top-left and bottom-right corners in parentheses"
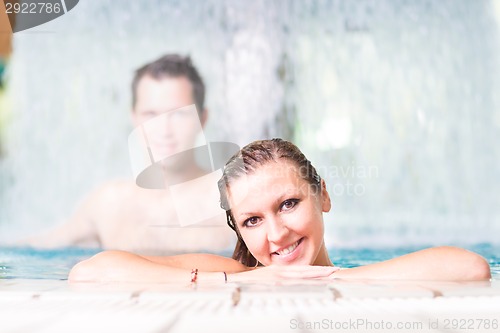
top-left (271, 238), bottom-right (304, 263)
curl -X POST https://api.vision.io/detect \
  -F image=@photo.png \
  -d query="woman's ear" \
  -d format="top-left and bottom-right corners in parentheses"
top-left (320, 179), bottom-right (332, 212)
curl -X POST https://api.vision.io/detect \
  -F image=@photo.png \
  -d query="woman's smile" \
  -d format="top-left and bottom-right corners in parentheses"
top-left (271, 237), bottom-right (304, 264)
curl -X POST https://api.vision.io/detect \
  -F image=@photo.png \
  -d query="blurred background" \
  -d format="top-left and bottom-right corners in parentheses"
top-left (0, 0), bottom-right (499, 248)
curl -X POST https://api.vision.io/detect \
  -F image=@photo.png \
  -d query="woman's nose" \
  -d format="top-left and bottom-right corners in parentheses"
top-left (266, 216), bottom-right (289, 243)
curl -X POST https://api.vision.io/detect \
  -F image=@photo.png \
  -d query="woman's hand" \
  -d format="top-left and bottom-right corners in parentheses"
top-left (228, 265), bottom-right (340, 283)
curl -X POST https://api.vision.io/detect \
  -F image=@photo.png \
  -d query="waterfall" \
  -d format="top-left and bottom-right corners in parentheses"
top-left (1, 0), bottom-right (499, 247)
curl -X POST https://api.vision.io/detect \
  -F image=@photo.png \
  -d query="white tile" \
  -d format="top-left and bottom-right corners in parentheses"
top-left (2, 279), bottom-right (500, 333)
top-left (328, 281), bottom-right (435, 299)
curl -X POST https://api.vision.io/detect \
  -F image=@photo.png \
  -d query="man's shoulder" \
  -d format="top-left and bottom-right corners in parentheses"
top-left (97, 179), bottom-right (137, 191)
top-left (87, 180), bottom-right (139, 204)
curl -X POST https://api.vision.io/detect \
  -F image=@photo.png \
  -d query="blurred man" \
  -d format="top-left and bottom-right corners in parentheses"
top-left (21, 54), bottom-right (235, 254)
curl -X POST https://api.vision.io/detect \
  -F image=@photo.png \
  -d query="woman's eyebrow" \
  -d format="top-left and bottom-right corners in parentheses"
top-left (232, 206), bottom-right (260, 220)
top-left (235, 188), bottom-right (302, 218)
top-left (273, 189), bottom-right (302, 203)
top-left (237, 211), bottom-right (256, 219)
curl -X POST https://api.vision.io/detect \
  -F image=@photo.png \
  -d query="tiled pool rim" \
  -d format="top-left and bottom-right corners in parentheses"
top-left (1, 278), bottom-right (499, 333)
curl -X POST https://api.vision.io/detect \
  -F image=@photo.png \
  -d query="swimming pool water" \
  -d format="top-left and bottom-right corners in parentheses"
top-left (1, 243), bottom-right (499, 280)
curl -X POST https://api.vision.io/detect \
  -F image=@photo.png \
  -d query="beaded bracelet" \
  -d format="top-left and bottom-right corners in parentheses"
top-left (190, 268), bottom-right (198, 283)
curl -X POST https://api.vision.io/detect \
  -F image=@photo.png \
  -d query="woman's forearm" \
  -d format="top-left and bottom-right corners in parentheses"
top-left (68, 250), bottom-right (244, 283)
top-left (333, 246), bottom-right (491, 281)
top-left (69, 251), bottom-right (340, 283)
top-left (140, 253), bottom-right (248, 273)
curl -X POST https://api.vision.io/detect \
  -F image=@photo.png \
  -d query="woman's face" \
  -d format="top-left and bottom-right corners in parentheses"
top-left (227, 161), bottom-right (331, 266)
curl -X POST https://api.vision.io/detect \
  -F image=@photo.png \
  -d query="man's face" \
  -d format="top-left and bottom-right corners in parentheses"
top-left (132, 76), bottom-right (204, 165)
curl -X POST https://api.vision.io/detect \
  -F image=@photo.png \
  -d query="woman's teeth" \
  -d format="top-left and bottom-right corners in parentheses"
top-left (276, 239), bottom-right (301, 255)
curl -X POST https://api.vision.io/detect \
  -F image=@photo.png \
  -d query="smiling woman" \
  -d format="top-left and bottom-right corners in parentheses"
top-left (69, 139), bottom-right (491, 283)
top-left (218, 139), bottom-right (331, 268)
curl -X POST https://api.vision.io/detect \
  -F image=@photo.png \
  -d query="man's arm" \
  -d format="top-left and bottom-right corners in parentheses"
top-left (17, 214), bottom-right (99, 248)
top-left (14, 184), bottom-right (113, 248)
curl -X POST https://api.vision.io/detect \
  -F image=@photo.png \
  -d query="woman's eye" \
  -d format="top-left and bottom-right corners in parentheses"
top-left (243, 217), bottom-right (260, 228)
top-left (281, 199), bottom-right (299, 211)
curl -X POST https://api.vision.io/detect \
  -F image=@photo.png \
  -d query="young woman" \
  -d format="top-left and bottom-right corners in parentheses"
top-left (69, 139), bottom-right (491, 283)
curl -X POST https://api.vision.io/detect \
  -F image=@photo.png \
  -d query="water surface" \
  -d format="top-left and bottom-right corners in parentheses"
top-left (1, 244), bottom-right (498, 280)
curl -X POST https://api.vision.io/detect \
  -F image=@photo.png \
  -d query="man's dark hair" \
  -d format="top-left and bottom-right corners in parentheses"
top-left (131, 54), bottom-right (205, 112)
